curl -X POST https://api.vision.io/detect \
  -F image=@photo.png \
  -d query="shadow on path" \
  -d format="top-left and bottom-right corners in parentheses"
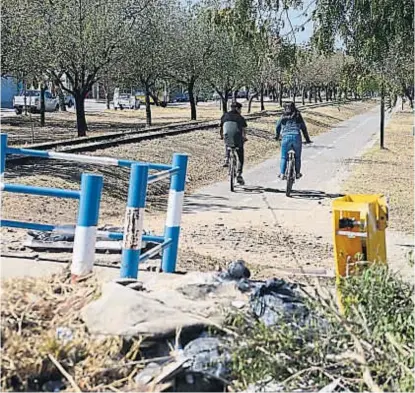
top-left (235, 186), bottom-right (344, 200)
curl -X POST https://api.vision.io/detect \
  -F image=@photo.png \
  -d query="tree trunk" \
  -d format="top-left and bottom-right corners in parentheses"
top-left (260, 84), bottom-right (265, 111)
top-left (325, 87), bottom-right (329, 102)
top-left (55, 84), bottom-right (66, 111)
top-left (232, 90), bottom-right (238, 104)
top-left (74, 92), bottom-right (88, 137)
top-left (401, 95), bottom-right (405, 110)
top-left (188, 80), bottom-right (197, 120)
top-left (404, 86), bottom-right (414, 108)
top-left (333, 87), bottom-right (337, 100)
top-left (106, 93), bottom-right (111, 110)
top-left (380, 83), bottom-right (385, 149)
top-left (40, 85), bottom-right (46, 127)
top-left (248, 92), bottom-right (258, 114)
top-left (279, 82), bottom-right (283, 107)
top-left (292, 88), bottom-right (296, 105)
top-left (308, 87), bottom-right (313, 103)
top-left (302, 87), bottom-right (306, 105)
top-left (245, 87), bottom-right (250, 101)
top-left (221, 90), bottom-right (229, 114)
top-left (145, 85), bottom-right (152, 126)
top-left (314, 86), bottom-right (318, 103)
top-left (317, 87), bottom-right (322, 103)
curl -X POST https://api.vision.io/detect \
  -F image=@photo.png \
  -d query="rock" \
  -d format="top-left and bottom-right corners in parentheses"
top-left (231, 300), bottom-right (245, 309)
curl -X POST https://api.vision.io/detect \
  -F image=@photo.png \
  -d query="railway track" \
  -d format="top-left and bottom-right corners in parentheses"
top-left (5, 101), bottom-right (344, 165)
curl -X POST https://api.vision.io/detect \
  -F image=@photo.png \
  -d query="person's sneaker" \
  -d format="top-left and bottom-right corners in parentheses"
top-left (296, 173), bottom-right (303, 179)
top-left (278, 174), bottom-right (287, 180)
top-left (237, 175), bottom-right (245, 185)
top-left (223, 160), bottom-right (229, 168)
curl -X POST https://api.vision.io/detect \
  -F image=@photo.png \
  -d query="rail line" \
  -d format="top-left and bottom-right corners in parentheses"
top-left (6, 101), bottom-right (344, 165)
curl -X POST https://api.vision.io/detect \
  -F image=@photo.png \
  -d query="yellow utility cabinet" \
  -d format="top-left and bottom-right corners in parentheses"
top-left (332, 194), bottom-right (388, 279)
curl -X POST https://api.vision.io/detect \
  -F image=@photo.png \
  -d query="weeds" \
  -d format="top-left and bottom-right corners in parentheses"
top-left (225, 265), bottom-right (414, 392)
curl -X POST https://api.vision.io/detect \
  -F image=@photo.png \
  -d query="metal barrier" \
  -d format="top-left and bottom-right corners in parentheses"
top-left (1, 133), bottom-right (188, 279)
top-left (1, 134), bottom-right (103, 281)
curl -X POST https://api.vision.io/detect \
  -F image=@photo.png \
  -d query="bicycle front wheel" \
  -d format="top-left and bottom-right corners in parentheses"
top-left (286, 158), bottom-right (294, 197)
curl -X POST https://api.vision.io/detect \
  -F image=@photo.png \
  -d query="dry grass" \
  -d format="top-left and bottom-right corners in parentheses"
top-left (0, 273), bottom-right (167, 392)
top-left (343, 107), bottom-right (414, 234)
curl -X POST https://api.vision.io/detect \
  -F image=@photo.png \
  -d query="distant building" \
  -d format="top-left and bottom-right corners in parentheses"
top-left (1, 76), bottom-right (21, 108)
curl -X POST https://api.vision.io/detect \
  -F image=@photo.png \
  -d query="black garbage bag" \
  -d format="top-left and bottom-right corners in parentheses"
top-left (250, 278), bottom-right (308, 326)
top-left (218, 260), bottom-right (251, 281)
top-left (182, 336), bottom-right (231, 380)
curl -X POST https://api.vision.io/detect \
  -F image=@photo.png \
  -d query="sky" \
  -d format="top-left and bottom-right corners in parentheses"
top-left (280, 0), bottom-right (315, 44)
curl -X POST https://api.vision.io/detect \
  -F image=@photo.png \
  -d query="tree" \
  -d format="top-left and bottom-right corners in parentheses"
top-left (166, 3), bottom-right (215, 121)
top-left (312, 0), bottom-right (414, 147)
top-left (33, 0), bottom-right (150, 136)
top-left (120, 0), bottom-right (172, 126)
top-left (1, 0), bottom-right (52, 126)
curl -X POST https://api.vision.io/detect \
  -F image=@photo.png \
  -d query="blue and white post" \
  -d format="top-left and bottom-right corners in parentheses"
top-left (120, 163), bottom-right (148, 279)
top-left (1, 133), bottom-right (7, 181)
top-left (162, 153), bottom-right (188, 273)
top-left (71, 173), bottom-right (103, 282)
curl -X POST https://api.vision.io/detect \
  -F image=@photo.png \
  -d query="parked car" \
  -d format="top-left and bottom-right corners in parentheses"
top-left (13, 90), bottom-right (59, 114)
top-left (113, 89), bottom-right (140, 110)
top-left (236, 91), bottom-right (248, 99)
top-left (173, 93), bottom-right (189, 103)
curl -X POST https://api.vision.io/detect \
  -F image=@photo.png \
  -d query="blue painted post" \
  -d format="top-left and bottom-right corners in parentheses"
top-left (120, 163), bottom-right (149, 279)
top-left (1, 133), bottom-right (7, 179)
top-left (71, 173), bottom-right (103, 282)
top-left (162, 153), bottom-right (188, 273)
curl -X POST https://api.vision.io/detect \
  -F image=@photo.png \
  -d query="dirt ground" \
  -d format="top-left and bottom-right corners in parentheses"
top-left (1, 100), bottom-right (375, 274)
top-left (343, 107), bottom-right (414, 234)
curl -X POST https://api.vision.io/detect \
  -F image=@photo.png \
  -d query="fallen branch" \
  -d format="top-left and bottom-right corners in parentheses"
top-left (48, 354), bottom-right (82, 392)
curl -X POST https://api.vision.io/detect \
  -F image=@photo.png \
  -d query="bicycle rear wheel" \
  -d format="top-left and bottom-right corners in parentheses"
top-left (229, 154), bottom-right (235, 192)
top-left (286, 158), bottom-right (294, 197)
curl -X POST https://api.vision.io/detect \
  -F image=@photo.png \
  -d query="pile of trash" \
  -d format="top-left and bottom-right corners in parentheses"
top-left (1, 260), bottom-right (313, 392)
top-left (24, 225), bottom-right (157, 254)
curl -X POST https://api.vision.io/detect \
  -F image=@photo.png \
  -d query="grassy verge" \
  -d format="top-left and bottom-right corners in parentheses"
top-left (342, 107), bottom-right (414, 234)
top-left (226, 265), bottom-right (414, 392)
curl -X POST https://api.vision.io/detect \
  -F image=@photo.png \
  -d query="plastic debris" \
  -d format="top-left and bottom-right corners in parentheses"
top-left (249, 278), bottom-right (308, 327)
top-left (182, 336), bottom-right (231, 380)
top-left (55, 327), bottom-right (73, 344)
top-left (219, 260), bottom-right (251, 281)
top-left (41, 380), bottom-right (65, 392)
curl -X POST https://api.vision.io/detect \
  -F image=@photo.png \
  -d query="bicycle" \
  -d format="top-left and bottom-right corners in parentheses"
top-left (277, 139), bottom-right (312, 197)
top-left (228, 146), bottom-right (239, 192)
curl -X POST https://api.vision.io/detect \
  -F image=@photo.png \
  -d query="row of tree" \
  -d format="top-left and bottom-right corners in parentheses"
top-left (1, 0), bottom-right (413, 138)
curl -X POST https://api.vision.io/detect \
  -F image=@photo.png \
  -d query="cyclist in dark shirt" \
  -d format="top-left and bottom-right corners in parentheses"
top-left (220, 102), bottom-right (247, 185)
